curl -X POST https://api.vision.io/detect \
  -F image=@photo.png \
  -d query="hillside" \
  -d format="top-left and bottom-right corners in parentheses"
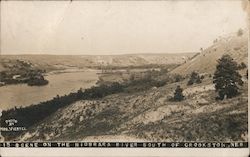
top-left (171, 30), bottom-right (248, 75)
top-left (16, 76), bottom-right (248, 142)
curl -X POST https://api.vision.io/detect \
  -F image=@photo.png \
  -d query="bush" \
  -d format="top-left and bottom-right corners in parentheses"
top-left (187, 72), bottom-right (202, 85)
top-left (174, 74), bottom-right (184, 82)
top-left (187, 79), bottom-right (194, 85)
top-left (170, 85), bottom-right (184, 101)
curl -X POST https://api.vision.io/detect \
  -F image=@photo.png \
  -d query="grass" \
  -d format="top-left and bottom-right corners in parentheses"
top-left (129, 86), bottom-right (248, 142)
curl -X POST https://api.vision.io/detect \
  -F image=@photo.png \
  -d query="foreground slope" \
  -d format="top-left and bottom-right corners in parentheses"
top-left (17, 77), bottom-right (247, 142)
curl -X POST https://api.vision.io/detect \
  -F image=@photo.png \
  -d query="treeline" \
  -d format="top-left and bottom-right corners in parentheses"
top-left (124, 73), bottom-right (167, 93)
top-left (88, 63), bottom-right (179, 71)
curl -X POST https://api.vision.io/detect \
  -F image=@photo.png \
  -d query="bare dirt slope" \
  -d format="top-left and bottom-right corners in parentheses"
top-left (171, 31), bottom-right (248, 75)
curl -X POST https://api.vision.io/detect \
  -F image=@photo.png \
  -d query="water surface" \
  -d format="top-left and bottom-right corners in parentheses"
top-left (0, 70), bottom-right (99, 110)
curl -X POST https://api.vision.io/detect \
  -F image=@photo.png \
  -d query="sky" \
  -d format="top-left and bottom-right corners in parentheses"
top-left (0, 0), bottom-right (247, 55)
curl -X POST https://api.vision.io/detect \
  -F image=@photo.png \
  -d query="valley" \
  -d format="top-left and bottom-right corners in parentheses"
top-left (0, 30), bottom-right (248, 143)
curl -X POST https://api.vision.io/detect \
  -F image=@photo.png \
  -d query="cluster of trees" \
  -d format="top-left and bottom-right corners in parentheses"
top-left (82, 83), bottom-right (124, 99)
top-left (0, 60), bottom-right (48, 86)
top-left (171, 54), bottom-right (246, 101)
top-left (125, 73), bottom-right (167, 93)
top-left (27, 77), bottom-right (49, 86)
top-left (96, 64), bottom-right (178, 72)
top-left (26, 70), bottom-right (49, 86)
top-left (0, 71), bottom-right (48, 86)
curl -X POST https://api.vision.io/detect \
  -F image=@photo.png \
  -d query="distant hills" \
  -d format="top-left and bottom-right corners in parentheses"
top-left (0, 53), bottom-right (196, 72)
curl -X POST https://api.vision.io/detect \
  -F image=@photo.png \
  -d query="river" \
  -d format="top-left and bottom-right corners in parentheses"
top-left (0, 69), bottom-right (99, 110)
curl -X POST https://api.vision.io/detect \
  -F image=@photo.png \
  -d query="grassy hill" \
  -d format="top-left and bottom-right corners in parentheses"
top-left (171, 30), bottom-right (248, 75)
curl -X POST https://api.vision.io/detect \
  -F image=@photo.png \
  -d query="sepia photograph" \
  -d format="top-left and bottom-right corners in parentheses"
top-left (0, 0), bottom-right (249, 156)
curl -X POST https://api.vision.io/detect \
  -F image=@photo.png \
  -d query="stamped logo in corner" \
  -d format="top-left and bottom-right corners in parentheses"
top-left (0, 109), bottom-right (27, 142)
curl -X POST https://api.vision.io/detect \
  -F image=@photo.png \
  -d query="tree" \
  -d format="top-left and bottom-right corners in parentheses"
top-left (173, 85), bottom-right (184, 101)
top-left (213, 54), bottom-right (243, 100)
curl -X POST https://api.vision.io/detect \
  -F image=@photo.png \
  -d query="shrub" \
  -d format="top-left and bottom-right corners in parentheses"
top-left (174, 74), bottom-right (184, 82)
top-left (187, 79), bottom-right (194, 85)
top-left (187, 71), bottom-right (202, 85)
top-left (170, 85), bottom-right (184, 101)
